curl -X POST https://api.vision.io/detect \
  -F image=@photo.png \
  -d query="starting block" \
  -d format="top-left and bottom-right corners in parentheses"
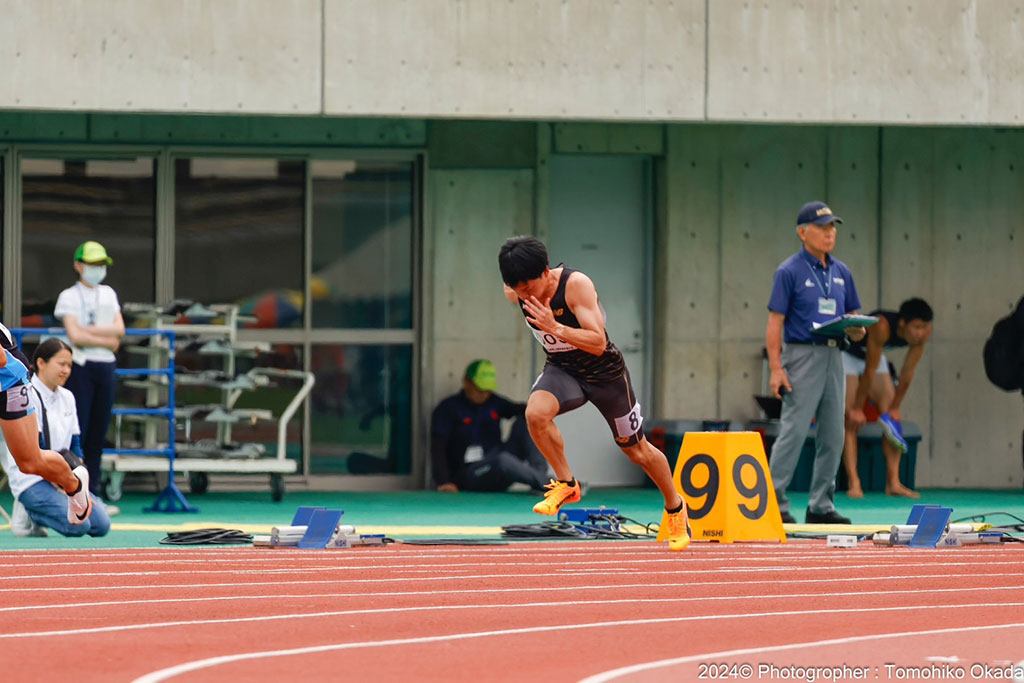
top-left (291, 506), bottom-right (325, 526)
top-left (298, 509), bottom-right (347, 548)
top-left (254, 507), bottom-right (389, 549)
top-left (908, 506), bottom-right (952, 547)
top-left (869, 504), bottom-right (1001, 547)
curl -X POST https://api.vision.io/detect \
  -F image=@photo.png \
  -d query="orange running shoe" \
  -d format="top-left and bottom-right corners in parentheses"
top-left (533, 478), bottom-right (582, 516)
top-left (664, 507), bottom-right (691, 551)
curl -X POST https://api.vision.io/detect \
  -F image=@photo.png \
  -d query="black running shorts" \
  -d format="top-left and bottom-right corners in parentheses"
top-left (530, 363), bottom-right (645, 448)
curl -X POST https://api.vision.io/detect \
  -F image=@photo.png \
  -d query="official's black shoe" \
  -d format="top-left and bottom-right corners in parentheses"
top-left (780, 510), bottom-right (796, 524)
top-left (805, 508), bottom-right (852, 525)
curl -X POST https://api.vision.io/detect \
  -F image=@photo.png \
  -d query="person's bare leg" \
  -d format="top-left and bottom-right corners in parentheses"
top-left (621, 437), bottom-right (683, 510)
top-left (882, 438), bottom-right (918, 498)
top-left (842, 376), bottom-right (863, 498)
top-left (524, 390), bottom-right (572, 480)
top-left (1, 416), bottom-right (79, 491)
top-left (870, 375), bottom-right (916, 497)
top-left (842, 430), bottom-right (863, 498)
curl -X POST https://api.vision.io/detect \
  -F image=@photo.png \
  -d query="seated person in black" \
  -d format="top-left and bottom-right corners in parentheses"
top-left (431, 360), bottom-right (549, 493)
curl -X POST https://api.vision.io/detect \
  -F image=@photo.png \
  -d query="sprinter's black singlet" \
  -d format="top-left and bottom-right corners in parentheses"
top-left (846, 310), bottom-right (906, 360)
top-left (519, 266), bottom-right (625, 383)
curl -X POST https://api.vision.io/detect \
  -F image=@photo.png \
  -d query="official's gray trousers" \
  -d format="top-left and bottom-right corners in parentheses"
top-left (769, 343), bottom-right (846, 515)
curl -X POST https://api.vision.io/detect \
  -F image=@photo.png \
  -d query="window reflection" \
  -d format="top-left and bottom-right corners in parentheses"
top-left (20, 157), bottom-right (155, 325)
top-left (311, 161), bottom-right (413, 329)
top-left (175, 158), bottom-right (304, 328)
top-left (309, 343), bottom-right (412, 475)
top-left (110, 340), bottom-right (306, 467)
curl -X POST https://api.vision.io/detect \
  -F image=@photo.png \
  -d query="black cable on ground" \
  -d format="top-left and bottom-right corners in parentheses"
top-left (396, 539), bottom-right (509, 546)
top-left (501, 515), bottom-right (659, 540)
top-left (951, 511), bottom-right (1024, 533)
top-left (501, 521), bottom-right (589, 539)
top-left (159, 528), bottom-right (254, 545)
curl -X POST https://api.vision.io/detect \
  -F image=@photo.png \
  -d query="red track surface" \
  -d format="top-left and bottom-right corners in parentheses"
top-left (2, 541), bottom-right (1023, 682)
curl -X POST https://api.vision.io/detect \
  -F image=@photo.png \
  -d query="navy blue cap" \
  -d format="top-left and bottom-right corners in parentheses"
top-left (796, 201), bottom-right (843, 226)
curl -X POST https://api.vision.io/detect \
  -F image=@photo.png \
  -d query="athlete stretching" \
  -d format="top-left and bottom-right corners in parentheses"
top-left (0, 324), bottom-right (92, 524)
top-left (498, 236), bottom-right (690, 551)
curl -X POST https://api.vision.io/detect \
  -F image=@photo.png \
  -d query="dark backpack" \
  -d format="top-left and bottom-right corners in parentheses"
top-left (983, 296), bottom-right (1024, 392)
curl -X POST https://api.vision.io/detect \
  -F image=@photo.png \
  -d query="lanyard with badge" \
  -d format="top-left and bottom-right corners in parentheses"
top-left (806, 261), bottom-right (836, 316)
top-left (463, 405), bottom-right (487, 464)
top-left (77, 285), bottom-right (100, 325)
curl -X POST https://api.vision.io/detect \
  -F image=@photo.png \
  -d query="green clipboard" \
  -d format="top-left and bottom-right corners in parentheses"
top-left (811, 314), bottom-right (879, 337)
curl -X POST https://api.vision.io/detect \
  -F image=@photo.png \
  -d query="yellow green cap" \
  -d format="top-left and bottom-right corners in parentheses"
top-left (465, 359), bottom-right (498, 392)
top-left (74, 241), bottom-right (113, 265)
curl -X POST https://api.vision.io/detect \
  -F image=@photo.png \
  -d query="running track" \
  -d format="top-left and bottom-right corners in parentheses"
top-left (1, 542), bottom-right (1023, 682)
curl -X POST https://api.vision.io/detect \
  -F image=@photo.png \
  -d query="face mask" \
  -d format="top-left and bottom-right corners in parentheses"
top-left (81, 264), bottom-right (107, 286)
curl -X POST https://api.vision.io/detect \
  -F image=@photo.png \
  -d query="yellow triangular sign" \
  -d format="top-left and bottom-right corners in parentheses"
top-left (656, 431), bottom-right (786, 544)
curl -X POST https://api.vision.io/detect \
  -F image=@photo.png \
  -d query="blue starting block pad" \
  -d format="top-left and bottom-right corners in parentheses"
top-left (297, 508), bottom-right (345, 549)
top-left (291, 506), bottom-right (325, 526)
top-left (908, 506), bottom-right (952, 547)
top-left (905, 504), bottom-right (942, 526)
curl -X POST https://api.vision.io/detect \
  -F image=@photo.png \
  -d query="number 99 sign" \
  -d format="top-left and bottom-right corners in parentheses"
top-left (659, 432), bottom-right (786, 544)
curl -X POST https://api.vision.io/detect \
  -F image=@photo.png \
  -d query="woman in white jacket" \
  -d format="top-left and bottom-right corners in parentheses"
top-left (1, 338), bottom-right (110, 537)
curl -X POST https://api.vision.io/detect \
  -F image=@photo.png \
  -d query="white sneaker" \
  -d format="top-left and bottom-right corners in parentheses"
top-left (66, 466), bottom-right (93, 524)
top-left (11, 499), bottom-right (47, 537)
top-left (104, 503), bottom-right (121, 517)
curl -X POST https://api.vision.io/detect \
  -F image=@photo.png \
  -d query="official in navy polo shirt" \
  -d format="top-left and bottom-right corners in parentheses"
top-left (765, 201), bottom-right (867, 526)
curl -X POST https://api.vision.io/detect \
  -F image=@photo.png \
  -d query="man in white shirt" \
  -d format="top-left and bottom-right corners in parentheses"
top-left (54, 241), bottom-right (125, 497)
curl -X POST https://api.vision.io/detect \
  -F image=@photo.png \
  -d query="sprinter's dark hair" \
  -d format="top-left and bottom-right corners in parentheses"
top-left (898, 298), bottom-right (933, 324)
top-left (498, 236), bottom-right (549, 286)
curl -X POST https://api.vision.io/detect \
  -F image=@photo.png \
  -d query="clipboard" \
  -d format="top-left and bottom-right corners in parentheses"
top-left (811, 314), bottom-right (879, 337)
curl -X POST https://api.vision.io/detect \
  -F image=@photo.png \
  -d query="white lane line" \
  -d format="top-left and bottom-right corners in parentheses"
top-left (578, 623), bottom-right (1024, 682)
top-left (5, 598), bottom-right (1024, 641)
top-left (132, 618), bottom-right (1024, 683)
top-left (4, 568), bottom-right (1024, 591)
top-left (3, 583), bottom-right (1024, 615)
top-left (5, 559), bottom-right (1023, 582)
top-left (1, 546), bottom-right (1020, 567)
top-left (3, 571), bottom-right (1023, 597)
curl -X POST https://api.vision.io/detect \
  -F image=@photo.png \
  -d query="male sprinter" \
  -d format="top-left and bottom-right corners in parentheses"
top-left (498, 236), bottom-right (690, 551)
top-left (842, 298), bottom-right (933, 498)
top-left (0, 323), bottom-right (92, 524)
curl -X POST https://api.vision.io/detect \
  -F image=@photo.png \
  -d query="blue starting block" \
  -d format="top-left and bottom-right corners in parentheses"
top-left (291, 506), bottom-right (326, 526)
top-left (905, 504), bottom-right (942, 526)
top-left (297, 508), bottom-right (345, 549)
top-left (908, 506), bottom-right (953, 547)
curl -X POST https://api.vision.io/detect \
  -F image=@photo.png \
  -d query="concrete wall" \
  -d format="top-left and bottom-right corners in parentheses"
top-left (4, 0), bottom-right (1023, 126)
top-left (0, 0), bottom-right (322, 114)
top-left (427, 120), bottom-right (1024, 489)
top-left (656, 124), bottom-right (1024, 488)
top-left (428, 168), bottom-right (536, 412)
top-left (1, 110), bottom-right (1021, 488)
